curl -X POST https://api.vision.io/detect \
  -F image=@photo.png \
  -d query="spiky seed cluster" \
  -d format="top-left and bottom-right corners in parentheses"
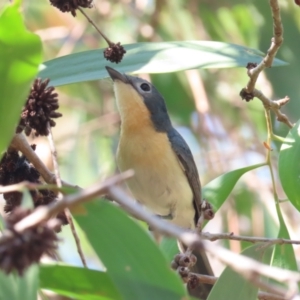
top-left (49, 0), bottom-right (93, 17)
top-left (16, 78), bottom-right (62, 137)
top-left (0, 147), bottom-right (39, 211)
top-left (104, 42), bottom-right (126, 64)
top-left (0, 207), bottom-right (59, 275)
top-left (0, 147), bottom-right (68, 229)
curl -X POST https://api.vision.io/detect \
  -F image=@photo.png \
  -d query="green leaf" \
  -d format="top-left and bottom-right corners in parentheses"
top-left (203, 163), bottom-right (266, 212)
top-left (0, 265), bottom-right (38, 300)
top-left (0, 2), bottom-right (42, 154)
top-left (271, 209), bottom-right (298, 271)
top-left (39, 41), bottom-right (287, 87)
top-left (278, 119), bottom-right (300, 211)
top-left (74, 200), bottom-right (187, 300)
top-left (159, 238), bottom-right (179, 262)
top-left (207, 244), bottom-right (271, 300)
top-left (40, 264), bottom-right (121, 300)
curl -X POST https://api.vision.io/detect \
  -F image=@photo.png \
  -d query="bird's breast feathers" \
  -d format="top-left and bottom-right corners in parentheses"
top-left (117, 127), bottom-right (194, 228)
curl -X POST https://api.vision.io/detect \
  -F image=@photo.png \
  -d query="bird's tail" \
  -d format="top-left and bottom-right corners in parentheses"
top-left (188, 249), bottom-right (213, 299)
top-left (177, 241), bottom-right (213, 299)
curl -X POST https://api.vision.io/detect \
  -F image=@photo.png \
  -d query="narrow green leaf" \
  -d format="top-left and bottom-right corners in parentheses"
top-left (203, 163), bottom-right (266, 212)
top-left (0, 2), bottom-right (42, 154)
top-left (271, 210), bottom-right (297, 271)
top-left (0, 265), bottom-right (38, 300)
top-left (75, 201), bottom-right (187, 300)
top-left (278, 119), bottom-right (300, 211)
top-left (39, 41), bottom-right (287, 87)
top-left (207, 244), bottom-right (271, 300)
top-left (40, 264), bottom-right (121, 300)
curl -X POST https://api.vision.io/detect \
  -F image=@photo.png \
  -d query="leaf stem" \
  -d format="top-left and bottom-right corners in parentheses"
top-left (271, 134), bottom-right (286, 143)
top-left (78, 7), bottom-right (113, 46)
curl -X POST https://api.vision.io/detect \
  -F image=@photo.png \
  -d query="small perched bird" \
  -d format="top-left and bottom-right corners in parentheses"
top-left (106, 66), bottom-right (212, 299)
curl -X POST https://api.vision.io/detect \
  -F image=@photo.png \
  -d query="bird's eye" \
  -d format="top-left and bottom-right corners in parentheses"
top-left (140, 83), bottom-right (151, 92)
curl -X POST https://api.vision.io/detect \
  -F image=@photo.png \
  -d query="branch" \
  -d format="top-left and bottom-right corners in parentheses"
top-left (192, 273), bottom-right (289, 300)
top-left (47, 124), bottom-right (87, 268)
top-left (253, 91), bottom-right (292, 128)
top-left (10, 134), bottom-right (78, 188)
top-left (201, 232), bottom-right (300, 245)
top-left (246, 0), bottom-right (283, 93)
top-left (240, 0), bottom-right (293, 128)
top-left (0, 171), bottom-right (134, 237)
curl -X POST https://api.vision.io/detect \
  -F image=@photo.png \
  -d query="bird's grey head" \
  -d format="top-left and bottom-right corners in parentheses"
top-left (106, 66), bottom-right (172, 132)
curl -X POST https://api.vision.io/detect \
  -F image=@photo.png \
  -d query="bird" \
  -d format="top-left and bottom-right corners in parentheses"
top-left (106, 66), bottom-right (213, 299)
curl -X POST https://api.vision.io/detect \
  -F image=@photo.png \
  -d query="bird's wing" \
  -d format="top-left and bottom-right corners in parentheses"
top-left (167, 128), bottom-right (202, 224)
top-left (168, 128), bottom-right (214, 298)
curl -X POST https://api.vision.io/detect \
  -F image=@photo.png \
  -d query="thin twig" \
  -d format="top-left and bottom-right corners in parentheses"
top-left (12, 171), bottom-right (133, 233)
top-left (0, 182), bottom-right (47, 194)
top-left (241, 0), bottom-right (293, 128)
top-left (253, 91), bottom-right (292, 128)
top-left (200, 232), bottom-right (300, 245)
top-left (246, 0), bottom-right (283, 93)
top-left (0, 182), bottom-right (75, 194)
top-left (258, 292), bottom-right (289, 300)
top-left (191, 273), bottom-right (289, 300)
top-left (47, 125), bottom-right (62, 188)
top-left (78, 7), bottom-right (112, 46)
top-left (10, 134), bottom-right (78, 188)
top-left (204, 241), bottom-right (299, 297)
top-left (47, 124), bottom-right (87, 268)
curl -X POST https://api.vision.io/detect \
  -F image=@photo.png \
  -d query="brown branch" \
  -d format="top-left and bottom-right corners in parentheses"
top-left (241, 0), bottom-right (293, 128)
top-left (204, 242), bottom-right (300, 297)
top-left (201, 232), bottom-right (300, 245)
top-left (47, 125), bottom-right (62, 187)
top-left (258, 292), bottom-right (289, 300)
top-left (10, 134), bottom-right (78, 188)
top-left (0, 182), bottom-right (49, 194)
top-left (191, 273), bottom-right (289, 300)
top-left (47, 124), bottom-right (87, 268)
top-left (10, 171), bottom-right (133, 233)
top-left (246, 0), bottom-right (283, 93)
top-left (253, 90), bottom-right (293, 128)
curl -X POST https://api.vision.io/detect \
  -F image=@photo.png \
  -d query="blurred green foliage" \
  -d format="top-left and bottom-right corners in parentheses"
top-left (1, 0), bottom-right (300, 299)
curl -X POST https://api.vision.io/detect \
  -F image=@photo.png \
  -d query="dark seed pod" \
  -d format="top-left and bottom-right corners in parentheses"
top-left (0, 207), bottom-right (59, 275)
top-left (0, 147), bottom-right (68, 231)
top-left (49, 0), bottom-right (93, 17)
top-left (16, 78), bottom-right (62, 137)
top-left (104, 42), bottom-right (126, 64)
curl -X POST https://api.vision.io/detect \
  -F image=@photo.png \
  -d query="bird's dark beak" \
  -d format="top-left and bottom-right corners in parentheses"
top-left (106, 66), bottom-right (128, 83)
